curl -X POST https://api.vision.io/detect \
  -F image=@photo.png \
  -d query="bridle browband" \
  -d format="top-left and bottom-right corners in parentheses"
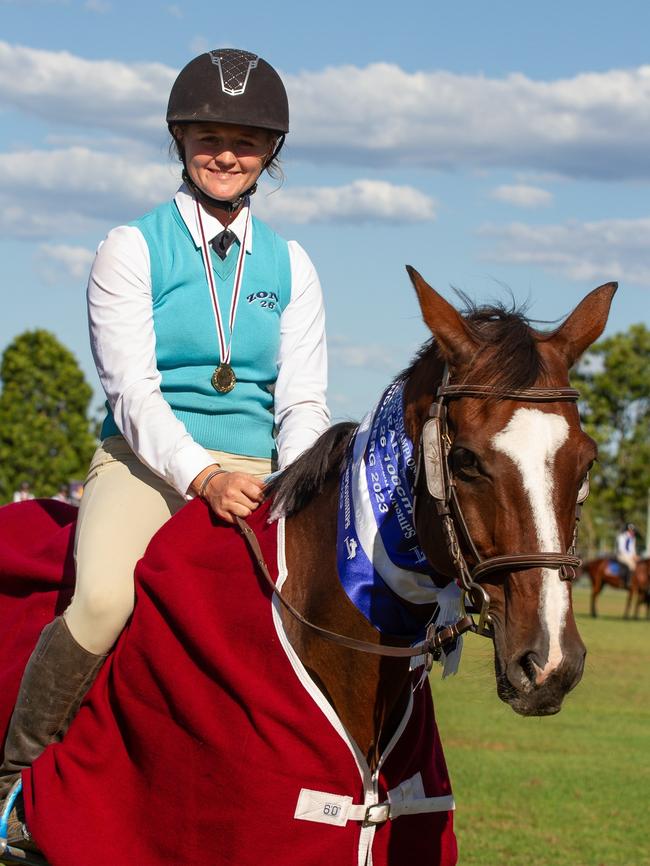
top-left (234, 369), bottom-right (586, 669)
top-left (415, 368), bottom-right (585, 635)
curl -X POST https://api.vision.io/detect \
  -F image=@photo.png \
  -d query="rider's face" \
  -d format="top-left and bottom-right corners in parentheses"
top-left (178, 123), bottom-right (273, 205)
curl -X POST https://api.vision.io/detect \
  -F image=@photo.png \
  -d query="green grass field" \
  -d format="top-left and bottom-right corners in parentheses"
top-left (432, 584), bottom-right (650, 866)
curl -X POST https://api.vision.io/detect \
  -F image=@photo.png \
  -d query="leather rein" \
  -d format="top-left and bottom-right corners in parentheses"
top-left (235, 516), bottom-right (473, 672)
top-left (235, 372), bottom-right (586, 670)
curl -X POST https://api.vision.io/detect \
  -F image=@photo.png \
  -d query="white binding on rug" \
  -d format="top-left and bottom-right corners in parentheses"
top-left (491, 408), bottom-right (570, 681)
top-left (273, 518), bottom-right (453, 866)
top-left (294, 772), bottom-right (455, 827)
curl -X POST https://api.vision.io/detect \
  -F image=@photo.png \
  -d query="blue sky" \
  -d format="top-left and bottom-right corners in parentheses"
top-left (2, 0), bottom-right (649, 421)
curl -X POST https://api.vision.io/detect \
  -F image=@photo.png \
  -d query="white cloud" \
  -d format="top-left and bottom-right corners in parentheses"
top-left (0, 147), bottom-right (179, 237)
top-left (166, 4), bottom-right (183, 17)
top-left (286, 62), bottom-right (650, 179)
top-left (255, 180), bottom-right (436, 224)
top-left (44, 132), bottom-right (157, 158)
top-left (3, 42), bottom-right (650, 179)
top-left (84, 0), bottom-right (111, 11)
top-left (0, 42), bottom-right (172, 137)
top-left (0, 148), bottom-right (435, 238)
top-left (37, 244), bottom-right (95, 283)
top-left (0, 199), bottom-right (100, 239)
top-left (329, 338), bottom-right (396, 371)
top-left (0, 147), bottom-right (176, 202)
top-left (480, 218), bottom-right (650, 287)
top-left (490, 184), bottom-right (553, 208)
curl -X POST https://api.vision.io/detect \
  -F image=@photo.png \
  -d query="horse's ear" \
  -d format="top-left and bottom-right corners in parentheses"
top-left (406, 266), bottom-right (478, 365)
top-left (548, 282), bottom-right (618, 367)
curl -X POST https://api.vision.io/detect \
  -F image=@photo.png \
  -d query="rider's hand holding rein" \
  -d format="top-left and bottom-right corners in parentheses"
top-left (191, 466), bottom-right (265, 523)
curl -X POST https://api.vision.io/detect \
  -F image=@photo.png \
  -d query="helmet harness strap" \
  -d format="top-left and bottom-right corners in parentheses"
top-left (181, 168), bottom-right (255, 215)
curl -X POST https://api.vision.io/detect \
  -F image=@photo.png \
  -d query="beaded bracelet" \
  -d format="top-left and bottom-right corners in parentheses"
top-left (198, 468), bottom-right (227, 498)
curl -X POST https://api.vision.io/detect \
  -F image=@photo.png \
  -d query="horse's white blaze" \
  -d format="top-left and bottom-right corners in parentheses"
top-left (492, 409), bottom-right (570, 682)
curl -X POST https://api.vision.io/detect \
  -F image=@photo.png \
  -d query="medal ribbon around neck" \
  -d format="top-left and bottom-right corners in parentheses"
top-left (195, 198), bottom-right (250, 393)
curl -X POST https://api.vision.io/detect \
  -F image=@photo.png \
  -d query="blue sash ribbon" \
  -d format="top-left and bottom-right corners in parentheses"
top-left (336, 381), bottom-right (463, 657)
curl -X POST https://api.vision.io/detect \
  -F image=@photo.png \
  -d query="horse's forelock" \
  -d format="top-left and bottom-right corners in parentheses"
top-left (403, 300), bottom-right (549, 394)
top-left (462, 305), bottom-right (546, 392)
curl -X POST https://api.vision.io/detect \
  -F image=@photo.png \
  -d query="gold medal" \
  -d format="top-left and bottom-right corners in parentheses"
top-left (195, 200), bottom-right (250, 399)
top-left (211, 362), bottom-right (236, 394)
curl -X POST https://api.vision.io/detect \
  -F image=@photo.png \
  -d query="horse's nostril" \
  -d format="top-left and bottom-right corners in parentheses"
top-left (519, 651), bottom-right (543, 686)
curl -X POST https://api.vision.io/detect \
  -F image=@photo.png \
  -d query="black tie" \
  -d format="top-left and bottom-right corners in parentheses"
top-left (211, 229), bottom-right (236, 260)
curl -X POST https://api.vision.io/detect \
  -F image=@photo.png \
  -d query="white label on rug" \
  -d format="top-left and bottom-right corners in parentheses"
top-left (388, 772), bottom-right (426, 804)
top-left (294, 789), bottom-right (353, 827)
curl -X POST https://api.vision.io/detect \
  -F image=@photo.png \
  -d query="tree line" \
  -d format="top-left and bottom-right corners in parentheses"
top-left (1, 325), bottom-right (648, 557)
top-left (571, 323), bottom-right (649, 557)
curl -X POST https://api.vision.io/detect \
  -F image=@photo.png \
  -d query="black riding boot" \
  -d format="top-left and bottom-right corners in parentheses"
top-left (621, 563), bottom-right (630, 589)
top-left (0, 617), bottom-right (106, 849)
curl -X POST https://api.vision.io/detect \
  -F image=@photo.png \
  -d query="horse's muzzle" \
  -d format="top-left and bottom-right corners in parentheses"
top-left (495, 643), bottom-right (586, 716)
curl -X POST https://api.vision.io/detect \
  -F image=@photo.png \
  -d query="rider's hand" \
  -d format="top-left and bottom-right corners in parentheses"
top-left (190, 466), bottom-right (265, 523)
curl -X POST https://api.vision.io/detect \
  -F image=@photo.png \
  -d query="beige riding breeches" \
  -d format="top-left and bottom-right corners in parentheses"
top-left (618, 553), bottom-right (638, 573)
top-left (64, 436), bottom-right (273, 654)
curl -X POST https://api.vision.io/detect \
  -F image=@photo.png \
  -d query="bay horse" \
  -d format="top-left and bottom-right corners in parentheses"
top-left (269, 270), bottom-right (615, 737)
top-left (0, 270), bottom-right (616, 866)
top-left (585, 556), bottom-right (650, 618)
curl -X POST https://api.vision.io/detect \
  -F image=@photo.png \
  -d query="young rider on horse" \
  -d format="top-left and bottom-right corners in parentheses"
top-left (0, 48), bottom-right (329, 841)
top-left (616, 523), bottom-right (639, 587)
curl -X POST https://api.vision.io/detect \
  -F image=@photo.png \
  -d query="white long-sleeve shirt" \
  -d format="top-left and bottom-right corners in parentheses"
top-left (87, 186), bottom-right (330, 497)
top-left (616, 530), bottom-right (636, 558)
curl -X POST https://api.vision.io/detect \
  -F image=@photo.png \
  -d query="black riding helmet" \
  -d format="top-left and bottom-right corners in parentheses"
top-left (167, 49), bottom-right (289, 212)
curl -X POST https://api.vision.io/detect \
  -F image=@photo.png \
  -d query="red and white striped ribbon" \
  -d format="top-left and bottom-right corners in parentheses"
top-left (195, 198), bottom-right (250, 366)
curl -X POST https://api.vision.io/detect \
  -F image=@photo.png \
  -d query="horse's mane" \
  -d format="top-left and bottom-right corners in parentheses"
top-left (266, 422), bottom-right (356, 517)
top-left (267, 296), bottom-right (548, 517)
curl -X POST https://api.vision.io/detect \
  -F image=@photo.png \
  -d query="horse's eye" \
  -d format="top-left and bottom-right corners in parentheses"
top-left (450, 447), bottom-right (481, 479)
top-left (577, 474), bottom-right (590, 503)
top-left (577, 461), bottom-right (594, 503)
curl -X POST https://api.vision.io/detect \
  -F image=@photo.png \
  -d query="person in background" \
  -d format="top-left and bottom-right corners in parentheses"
top-left (51, 485), bottom-right (70, 504)
top-left (12, 482), bottom-right (34, 503)
top-left (0, 47), bottom-right (329, 848)
top-left (67, 481), bottom-right (84, 506)
top-left (615, 523), bottom-right (639, 587)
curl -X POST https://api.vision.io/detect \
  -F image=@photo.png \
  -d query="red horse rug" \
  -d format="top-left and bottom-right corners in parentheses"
top-left (0, 498), bottom-right (457, 866)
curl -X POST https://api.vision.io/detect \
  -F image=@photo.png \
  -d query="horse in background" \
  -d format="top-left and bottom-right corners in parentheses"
top-left (634, 560), bottom-right (650, 618)
top-left (584, 556), bottom-right (650, 618)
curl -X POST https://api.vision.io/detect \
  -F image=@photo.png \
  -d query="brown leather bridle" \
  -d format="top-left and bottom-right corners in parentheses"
top-left (414, 367), bottom-right (586, 636)
top-left (236, 369), bottom-right (587, 669)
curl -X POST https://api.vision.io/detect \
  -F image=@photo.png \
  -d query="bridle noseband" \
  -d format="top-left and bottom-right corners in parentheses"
top-left (415, 367), bottom-right (586, 636)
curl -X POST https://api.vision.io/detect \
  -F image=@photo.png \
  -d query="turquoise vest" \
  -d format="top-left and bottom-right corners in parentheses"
top-left (101, 201), bottom-right (292, 459)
